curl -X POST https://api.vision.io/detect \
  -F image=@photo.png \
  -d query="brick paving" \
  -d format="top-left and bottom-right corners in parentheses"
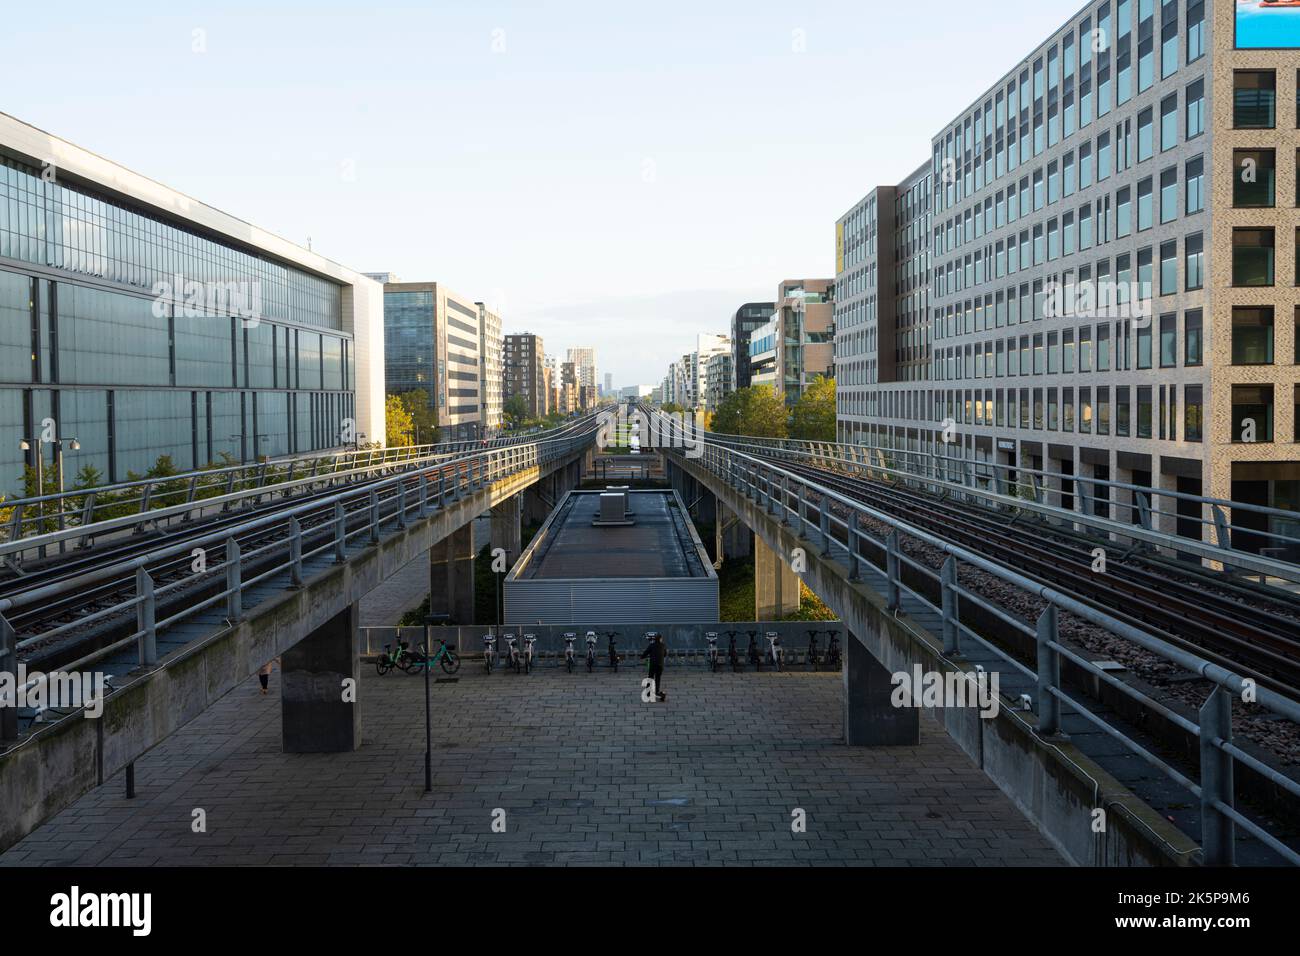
top-left (0, 663), bottom-right (1062, 867)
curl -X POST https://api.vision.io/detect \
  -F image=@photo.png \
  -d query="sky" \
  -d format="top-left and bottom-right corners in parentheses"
top-left (6, 0), bottom-right (1080, 387)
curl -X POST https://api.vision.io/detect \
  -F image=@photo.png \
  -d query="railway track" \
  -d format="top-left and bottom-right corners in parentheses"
top-left (778, 460), bottom-right (1300, 700)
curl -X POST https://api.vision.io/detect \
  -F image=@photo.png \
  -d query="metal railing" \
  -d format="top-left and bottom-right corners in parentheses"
top-left (0, 414), bottom-right (598, 557)
top-left (0, 424), bottom-right (597, 743)
top-left (702, 429), bottom-right (1300, 587)
top-left (647, 413), bottom-right (1300, 865)
top-left (707, 429), bottom-right (1300, 564)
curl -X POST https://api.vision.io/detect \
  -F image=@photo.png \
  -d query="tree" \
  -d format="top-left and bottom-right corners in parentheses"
top-left (503, 394), bottom-right (528, 428)
top-left (789, 375), bottom-right (836, 442)
top-left (394, 389), bottom-right (440, 445)
top-left (386, 394), bottom-right (415, 448)
top-left (710, 385), bottom-right (788, 439)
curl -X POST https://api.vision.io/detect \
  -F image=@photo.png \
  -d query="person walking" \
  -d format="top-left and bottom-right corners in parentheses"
top-left (257, 657), bottom-right (279, 695)
top-left (640, 632), bottom-right (667, 702)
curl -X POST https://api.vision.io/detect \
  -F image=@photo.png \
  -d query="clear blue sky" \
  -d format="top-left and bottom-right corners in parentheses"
top-left (8, 0), bottom-right (1079, 386)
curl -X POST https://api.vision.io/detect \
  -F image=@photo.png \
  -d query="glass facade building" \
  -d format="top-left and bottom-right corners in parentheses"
top-left (0, 143), bottom-right (362, 494)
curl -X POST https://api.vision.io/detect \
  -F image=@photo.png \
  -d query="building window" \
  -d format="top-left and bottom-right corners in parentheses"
top-left (1233, 149), bottom-right (1275, 208)
top-left (1138, 107), bottom-right (1154, 161)
top-left (1136, 320), bottom-right (1152, 369)
top-left (1186, 0), bottom-right (1204, 62)
top-left (1137, 177), bottom-right (1153, 230)
top-left (1159, 241), bottom-right (1177, 296)
top-left (1232, 307), bottom-right (1275, 365)
top-left (1159, 313), bottom-right (1177, 367)
top-left (1233, 228), bottom-right (1275, 287)
top-left (1117, 386), bottom-right (1131, 437)
top-left (1137, 386), bottom-right (1153, 438)
top-left (1182, 385), bottom-right (1202, 442)
top-left (1234, 71), bottom-right (1276, 129)
top-left (1232, 385), bottom-right (1274, 443)
top-left (1185, 233), bottom-right (1203, 290)
top-left (1117, 186), bottom-right (1132, 237)
top-left (1185, 79), bottom-right (1204, 138)
top-left (1185, 309), bottom-right (1203, 366)
top-left (1185, 156), bottom-right (1204, 213)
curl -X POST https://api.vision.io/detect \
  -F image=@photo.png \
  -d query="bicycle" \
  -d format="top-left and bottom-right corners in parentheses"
top-left (705, 631), bottom-right (720, 672)
top-left (405, 638), bottom-right (461, 675)
top-left (725, 630), bottom-right (741, 671)
top-left (765, 631), bottom-right (784, 671)
top-left (563, 632), bottom-right (578, 673)
top-left (522, 633), bottom-right (537, 674)
top-left (825, 630), bottom-right (842, 669)
top-left (584, 631), bottom-right (598, 672)
top-left (504, 634), bottom-right (520, 673)
top-left (606, 631), bottom-right (620, 672)
top-left (483, 633), bottom-right (498, 673)
top-left (805, 630), bottom-right (821, 669)
top-left (376, 638), bottom-right (416, 676)
top-left (746, 630), bottom-right (763, 670)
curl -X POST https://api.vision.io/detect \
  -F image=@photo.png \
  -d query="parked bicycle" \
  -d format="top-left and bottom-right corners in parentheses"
top-left (705, 631), bottom-right (720, 672)
top-left (725, 630), bottom-right (741, 671)
top-left (563, 632), bottom-right (578, 673)
top-left (522, 633), bottom-right (538, 674)
top-left (483, 633), bottom-right (498, 673)
top-left (405, 638), bottom-right (461, 675)
top-left (606, 631), bottom-right (621, 672)
top-left (504, 634), bottom-right (520, 673)
top-left (805, 630), bottom-right (821, 669)
top-left (765, 631), bottom-right (784, 671)
top-left (746, 630), bottom-right (763, 670)
top-left (825, 630), bottom-right (842, 669)
top-left (375, 637), bottom-right (417, 676)
top-left (585, 631), bottom-right (599, 672)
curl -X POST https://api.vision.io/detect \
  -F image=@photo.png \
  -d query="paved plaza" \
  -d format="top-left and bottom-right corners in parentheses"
top-left (1, 663), bottom-right (1062, 866)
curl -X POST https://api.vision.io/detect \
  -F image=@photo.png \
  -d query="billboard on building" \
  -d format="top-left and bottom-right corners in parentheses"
top-left (1236, 1), bottom-right (1300, 49)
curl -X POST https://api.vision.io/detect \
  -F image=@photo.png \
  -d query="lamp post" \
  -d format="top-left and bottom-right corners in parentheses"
top-left (494, 549), bottom-right (513, 642)
top-left (18, 436), bottom-right (78, 556)
top-left (423, 612), bottom-right (451, 793)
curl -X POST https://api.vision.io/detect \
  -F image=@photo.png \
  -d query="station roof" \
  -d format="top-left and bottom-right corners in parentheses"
top-left (511, 490), bottom-right (711, 581)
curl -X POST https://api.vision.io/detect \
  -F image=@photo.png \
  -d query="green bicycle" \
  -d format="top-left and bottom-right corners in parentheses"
top-left (404, 638), bottom-right (462, 676)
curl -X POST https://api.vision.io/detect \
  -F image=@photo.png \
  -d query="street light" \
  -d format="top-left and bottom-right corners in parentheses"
top-left (19, 436), bottom-right (79, 556)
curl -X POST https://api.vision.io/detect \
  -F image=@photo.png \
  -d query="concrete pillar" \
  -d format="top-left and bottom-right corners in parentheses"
top-left (490, 493), bottom-right (522, 566)
top-left (430, 523), bottom-right (475, 624)
top-left (843, 630), bottom-right (919, 746)
top-left (754, 534), bottom-right (800, 619)
top-left (281, 603), bottom-right (361, 753)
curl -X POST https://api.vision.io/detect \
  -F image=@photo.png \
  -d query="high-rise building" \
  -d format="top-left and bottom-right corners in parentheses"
top-left (476, 302), bottom-right (503, 434)
top-left (0, 112), bottom-right (384, 493)
top-left (704, 351), bottom-right (734, 412)
top-left (381, 281), bottom-right (483, 441)
top-left (566, 346), bottom-right (597, 394)
top-left (503, 332), bottom-right (546, 420)
top-left (731, 301), bottom-right (776, 390)
top-left (603, 372), bottom-right (613, 397)
top-left (749, 280), bottom-right (834, 404)
top-left (835, 0), bottom-right (1300, 547)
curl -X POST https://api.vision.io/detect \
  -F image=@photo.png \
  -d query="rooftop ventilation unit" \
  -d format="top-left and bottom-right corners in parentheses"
top-left (592, 491), bottom-right (635, 527)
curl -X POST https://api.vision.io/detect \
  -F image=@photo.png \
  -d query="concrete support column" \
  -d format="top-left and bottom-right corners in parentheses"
top-left (843, 629), bottom-right (919, 746)
top-left (430, 523), bottom-right (475, 624)
top-left (490, 493), bottom-right (522, 567)
top-left (716, 498), bottom-right (752, 561)
top-left (754, 534), bottom-right (799, 619)
top-left (281, 603), bottom-right (361, 753)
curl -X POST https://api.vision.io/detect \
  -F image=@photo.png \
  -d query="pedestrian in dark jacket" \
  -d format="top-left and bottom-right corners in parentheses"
top-left (640, 632), bottom-right (667, 701)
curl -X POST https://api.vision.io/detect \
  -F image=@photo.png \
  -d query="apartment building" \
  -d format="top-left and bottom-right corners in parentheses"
top-left (730, 301), bottom-right (776, 389)
top-left (504, 332), bottom-right (546, 420)
top-left (704, 351), bottom-right (735, 412)
top-left (566, 346), bottom-right (597, 392)
top-left (836, 0), bottom-right (1299, 549)
top-left (751, 279), bottom-right (834, 404)
top-left (476, 302), bottom-right (503, 434)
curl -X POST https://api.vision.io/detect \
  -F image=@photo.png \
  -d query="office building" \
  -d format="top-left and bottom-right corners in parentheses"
top-left (835, 0), bottom-right (1299, 548)
top-left (0, 111), bottom-right (384, 494)
top-left (567, 346), bottom-right (597, 392)
top-left (381, 281), bottom-right (483, 441)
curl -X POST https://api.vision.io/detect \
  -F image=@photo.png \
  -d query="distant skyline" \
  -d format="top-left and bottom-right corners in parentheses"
top-left (8, 0), bottom-right (1084, 385)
